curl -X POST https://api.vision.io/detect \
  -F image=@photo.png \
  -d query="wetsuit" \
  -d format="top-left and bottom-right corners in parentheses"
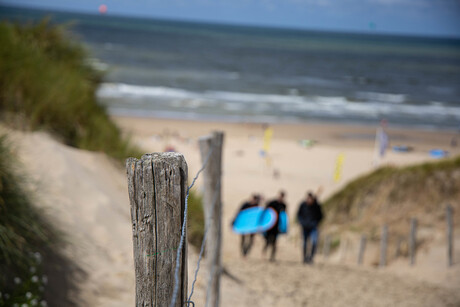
top-left (233, 201), bottom-right (258, 257)
top-left (263, 199), bottom-right (287, 261)
top-left (297, 200), bottom-right (323, 263)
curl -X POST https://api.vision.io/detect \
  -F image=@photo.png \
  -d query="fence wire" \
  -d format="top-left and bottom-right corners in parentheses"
top-left (169, 144), bottom-right (216, 307)
top-left (188, 179), bottom-right (222, 303)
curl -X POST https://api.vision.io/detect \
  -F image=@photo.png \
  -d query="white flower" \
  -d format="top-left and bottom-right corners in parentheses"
top-left (14, 277), bottom-right (22, 284)
top-left (42, 275), bottom-right (48, 285)
top-left (26, 291), bottom-right (33, 299)
top-left (31, 275), bottom-right (39, 283)
top-left (31, 298), bottom-right (38, 306)
top-left (40, 301), bottom-right (48, 307)
top-left (34, 252), bottom-right (42, 263)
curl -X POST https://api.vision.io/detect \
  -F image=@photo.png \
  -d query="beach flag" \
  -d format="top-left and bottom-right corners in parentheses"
top-left (334, 153), bottom-right (345, 183)
top-left (373, 120), bottom-right (389, 166)
top-left (263, 126), bottom-right (273, 153)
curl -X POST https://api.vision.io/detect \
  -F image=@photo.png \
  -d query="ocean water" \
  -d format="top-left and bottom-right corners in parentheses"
top-left (2, 6), bottom-right (460, 129)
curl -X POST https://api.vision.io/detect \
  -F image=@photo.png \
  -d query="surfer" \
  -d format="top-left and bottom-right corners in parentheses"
top-left (262, 191), bottom-right (287, 262)
top-left (232, 194), bottom-right (261, 257)
top-left (297, 189), bottom-right (324, 264)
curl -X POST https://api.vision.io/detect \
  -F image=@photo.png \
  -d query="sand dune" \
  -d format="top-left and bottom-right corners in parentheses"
top-left (3, 118), bottom-right (459, 306)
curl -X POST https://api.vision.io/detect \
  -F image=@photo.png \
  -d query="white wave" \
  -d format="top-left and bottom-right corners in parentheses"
top-left (97, 83), bottom-right (460, 121)
top-left (356, 91), bottom-right (406, 104)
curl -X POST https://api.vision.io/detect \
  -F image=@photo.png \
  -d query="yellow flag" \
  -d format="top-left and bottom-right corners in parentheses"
top-left (334, 153), bottom-right (345, 182)
top-left (263, 127), bottom-right (273, 153)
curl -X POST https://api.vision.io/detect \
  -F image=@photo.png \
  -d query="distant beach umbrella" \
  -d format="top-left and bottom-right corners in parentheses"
top-left (99, 4), bottom-right (108, 14)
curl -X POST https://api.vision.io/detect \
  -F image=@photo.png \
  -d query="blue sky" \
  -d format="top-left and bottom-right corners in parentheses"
top-left (1, 0), bottom-right (460, 37)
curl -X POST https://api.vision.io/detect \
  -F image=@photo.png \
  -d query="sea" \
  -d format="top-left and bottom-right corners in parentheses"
top-left (2, 5), bottom-right (460, 130)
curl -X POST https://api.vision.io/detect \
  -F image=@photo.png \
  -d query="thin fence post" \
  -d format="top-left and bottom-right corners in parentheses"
top-left (357, 234), bottom-right (367, 265)
top-left (199, 131), bottom-right (224, 307)
top-left (380, 224), bottom-right (388, 268)
top-left (409, 218), bottom-right (417, 266)
top-left (323, 235), bottom-right (331, 259)
top-left (126, 153), bottom-right (188, 307)
top-left (395, 237), bottom-right (403, 258)
top-left (447, 205), bottom-right (453, 267)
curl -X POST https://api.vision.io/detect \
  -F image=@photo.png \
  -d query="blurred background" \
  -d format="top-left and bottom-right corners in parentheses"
top-left (0, 1), bottom-right (459, 306)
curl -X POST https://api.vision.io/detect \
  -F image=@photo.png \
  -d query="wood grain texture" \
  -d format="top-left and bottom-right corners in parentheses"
top-left (199, 131), bottom-right (224, 307)
top-left (126, 153), bottom-right (188, 307)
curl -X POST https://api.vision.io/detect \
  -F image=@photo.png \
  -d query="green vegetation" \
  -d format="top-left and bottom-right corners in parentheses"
top-left (324, 155), bottom-right (460, 225)
top-left (0, 135), bottom-right (56, 306)
top-left (0, 19), bottom-right (141, 161)
top-left (187, 191), bottom-right (205, 250)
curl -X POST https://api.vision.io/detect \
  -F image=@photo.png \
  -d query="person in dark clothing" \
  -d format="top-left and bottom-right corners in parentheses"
top-left (263, 191), bottom-right (287, 262)
top-left (233, 194), bottom-right (261, 257)
top-left (297, 191), bottom-right (323, 264)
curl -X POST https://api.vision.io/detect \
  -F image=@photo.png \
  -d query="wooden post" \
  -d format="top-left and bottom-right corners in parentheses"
top-left (395, 237), bottom-right (403, 258)
top-left (447, 205), bottom-right (453, 267)
top-left (323, 235), bottom-right (331, 259)
top-left (126, 153), bottom-right (188, 307)
top-left (380, 224), bottom-right (388, 268)
top-left (409, 218), bottom-right (417, 266)
top-left (357, 234), bottom-right (367, 265)
top-left (199, 131), bottom-right (224, 307)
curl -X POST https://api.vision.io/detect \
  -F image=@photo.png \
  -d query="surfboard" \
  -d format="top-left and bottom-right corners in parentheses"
top-left (429, 149), bottom-right (448, 159)
top-left (278, 211), bottom-right (288, 234)
top-left (232, 207), bottom-right (277, 235)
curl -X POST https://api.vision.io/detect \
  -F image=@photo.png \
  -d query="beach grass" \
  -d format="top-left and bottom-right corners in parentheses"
top-left (0, 135), bottom-right (59, 306)
top-left (0, 19), bottom-right (142, 161)
top-left (324, 155), bottom-right (460, 225)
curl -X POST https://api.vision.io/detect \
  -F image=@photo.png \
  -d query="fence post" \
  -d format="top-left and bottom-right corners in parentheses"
top-left (357, 234), bottom-right (367, 265)
top-left (199, 131), bottom-right (224, 307)
top-left (323, 235), bottom-right (331, 259)
top-left (380, 224), bottom-right (388, 268)
top-left (126, 153), bottom-right (188, 307)
top-left (447, 205), bottom-right (453, 267)
top-left (409, 218), bottom-right (417, 266)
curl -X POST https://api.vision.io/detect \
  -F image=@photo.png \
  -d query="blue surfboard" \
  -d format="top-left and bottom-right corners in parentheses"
top-left (278, 211), bottom-right (288, 234)
top-left (232, 207), bottom-right (277, 235)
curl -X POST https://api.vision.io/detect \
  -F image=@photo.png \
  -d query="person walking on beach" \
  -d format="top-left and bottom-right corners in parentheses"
top-left (263, 191), bottom-right (287, 262)
top-left (232, 194), bottom-right (261, 257)
top-left (297, 190), bottom-right (323, 264)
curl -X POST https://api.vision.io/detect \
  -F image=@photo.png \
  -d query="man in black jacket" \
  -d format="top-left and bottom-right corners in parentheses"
top-left (263, 191), bottom-right (287, 262)
top-left (297, 191), bottom-right (323, 264)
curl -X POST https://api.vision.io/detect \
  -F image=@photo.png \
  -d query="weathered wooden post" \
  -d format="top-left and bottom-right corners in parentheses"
top-left (447, 205), bottom-right (453, 267)
top-left (199, 131), bottom-right (224, 307)
top-left (126, 153), bottom-right (188, 307)
top-left (323, 235), bottom-right (331, 259)
top-left (409, 218), bottom-right (417, 266)
top-left (357, 234), bottom-right (367, 265)
top-left (380, 224), bottom-right (388, 268)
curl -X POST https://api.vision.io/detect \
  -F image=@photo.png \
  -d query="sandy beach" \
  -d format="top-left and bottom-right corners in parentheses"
top-left (4, 117), bottom-right (460, 306)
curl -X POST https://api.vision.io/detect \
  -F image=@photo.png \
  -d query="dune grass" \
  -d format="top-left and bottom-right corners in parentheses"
top-left (0, 135), bottom-right (58, 306)
top-left (0, 19), bottom-right (141, 161)
top-left (324, 155), bottom-right (460, 223)
top-left (187, 191), bottom-right (205, 250)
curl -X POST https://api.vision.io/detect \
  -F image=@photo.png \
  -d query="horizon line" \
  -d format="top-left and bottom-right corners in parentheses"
top-left (1, 3), bottom-right (460, 40)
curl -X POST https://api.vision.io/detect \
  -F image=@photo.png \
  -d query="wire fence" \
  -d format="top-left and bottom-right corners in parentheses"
top-left (170, 145), bottom-right (217, 307)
